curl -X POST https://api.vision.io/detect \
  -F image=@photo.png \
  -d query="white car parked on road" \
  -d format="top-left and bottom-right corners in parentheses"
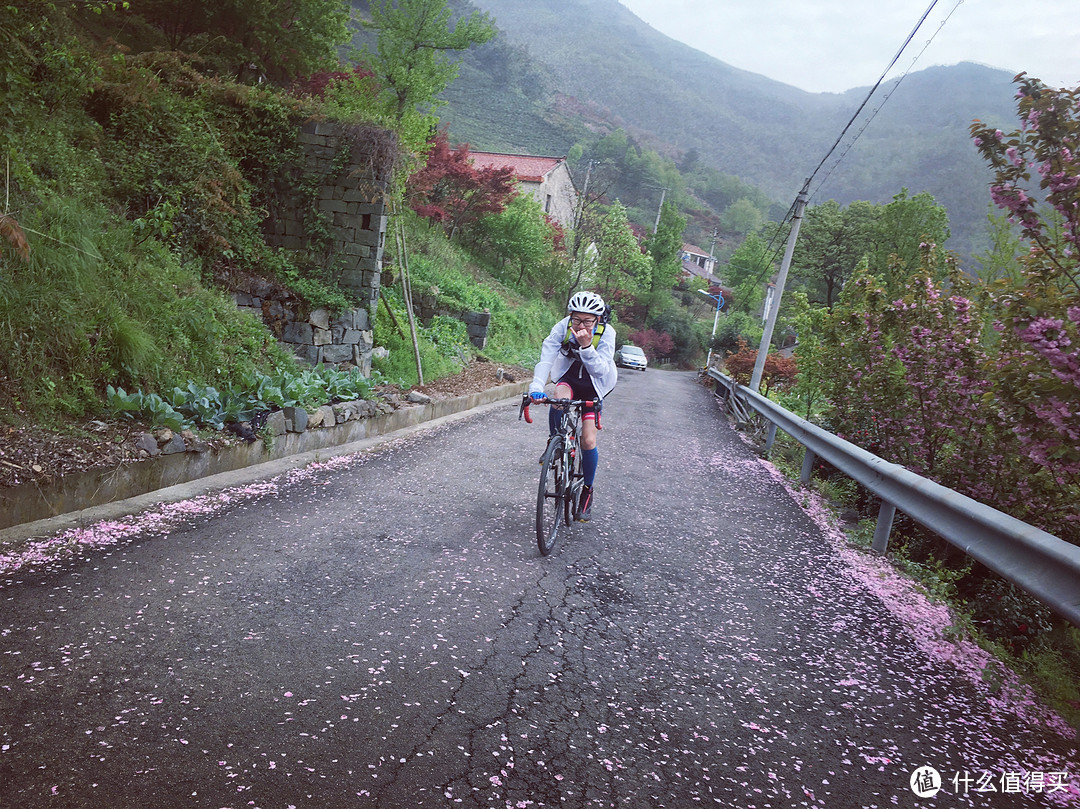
top-left (615, 344), bottom-right (648, 371)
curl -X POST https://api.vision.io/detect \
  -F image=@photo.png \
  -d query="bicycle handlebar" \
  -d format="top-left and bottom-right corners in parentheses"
top-left (519, 393), bottom-right (599, 424)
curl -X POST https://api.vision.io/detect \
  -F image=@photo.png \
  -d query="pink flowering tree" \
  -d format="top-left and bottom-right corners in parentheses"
top-left (812, 250), bottom-right (1076, 541)
top-left (971, 77), bottom-right (1080, 537)
top-left (971, 77), bottom-right (1080, 277)
top-left (814, 252), bottom-right (1010, 493)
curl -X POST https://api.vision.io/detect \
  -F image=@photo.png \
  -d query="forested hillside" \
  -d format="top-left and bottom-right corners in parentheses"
top-left (437, 0), bottom-right (1020, 261)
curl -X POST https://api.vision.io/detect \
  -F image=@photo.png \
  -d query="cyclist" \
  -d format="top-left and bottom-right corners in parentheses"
top-left (529, 291), bottom-right (618, 521)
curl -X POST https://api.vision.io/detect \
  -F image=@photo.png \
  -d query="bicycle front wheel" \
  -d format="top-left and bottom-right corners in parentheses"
top-left (536, 438), bottom-right (566, 556)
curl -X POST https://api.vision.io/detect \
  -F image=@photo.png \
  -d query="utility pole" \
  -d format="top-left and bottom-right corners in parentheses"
top-left (652, 187), bottom-right (667, 234)
top-left (749, 181), bottom-right (809, 393)
top-left (698, 289), bottom-right (724, 370)
top-left (708, 227), bottom-right (718, 279)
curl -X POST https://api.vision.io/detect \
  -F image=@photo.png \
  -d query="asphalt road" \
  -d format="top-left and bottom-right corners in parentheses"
top-left (1, 370), bottom-right (1077, 809)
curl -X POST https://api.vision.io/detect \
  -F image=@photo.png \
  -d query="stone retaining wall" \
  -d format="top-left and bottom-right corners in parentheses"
top-left (232, 288), bottom-right (375, 374)
top-left (264, 120), bottom-right (390, 308)
top-left (236, 120), bottom-right (496, 367)
top-left (412, 295), bottom-right (492, 350)
top-left (462, 310), bottom-right (491, 349)
top-left (253, 120), bottom-right (392, 370)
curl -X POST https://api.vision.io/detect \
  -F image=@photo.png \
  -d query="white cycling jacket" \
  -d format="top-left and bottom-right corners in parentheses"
top-left (530, 316), bottom-right (618, 398)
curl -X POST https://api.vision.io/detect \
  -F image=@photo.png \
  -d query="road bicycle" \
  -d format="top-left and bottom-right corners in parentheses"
top-left (519, 394), bottom-right (596, 556)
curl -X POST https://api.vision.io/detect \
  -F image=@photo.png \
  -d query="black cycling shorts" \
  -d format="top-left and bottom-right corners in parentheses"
top-left (555, 362), bottom-right (601, 419)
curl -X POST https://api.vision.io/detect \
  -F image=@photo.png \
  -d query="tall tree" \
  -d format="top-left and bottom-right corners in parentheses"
top-left (720, 197), bottom-right (764, 237)
top-left (723, 232), bottom-right (774, 317)
top-left (477, 194), bottom-right (561, 287)
top-left (792, 200), bottom-right (843, 308)
top-left (641, 199), bottom-right (686, 320)
top-left (868, 189), bottom-right (950, 294)
top-left (593, 202), bottom-right (650, 300)
top-left (356, 0), bottom-right (495, 126)
top-left (973, 209), bottom-right (1026, 285)
top-left (793, 199), bottom-right (878, 308)
top-left (644, 200), bottom-right (686, 283)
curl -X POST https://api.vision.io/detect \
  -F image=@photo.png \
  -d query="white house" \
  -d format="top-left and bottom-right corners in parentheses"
top-left (680, 242), bottom-right (720, 283)
top-left (467, 152), bottom-right (579, 229)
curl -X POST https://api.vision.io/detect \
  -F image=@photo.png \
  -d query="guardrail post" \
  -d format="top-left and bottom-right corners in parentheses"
top-left (800, 448), bottom-right (816, 485)
top-left (871, 500), bottom-right (897, 554)
top-left (764, 423), bottom-right (778, 455)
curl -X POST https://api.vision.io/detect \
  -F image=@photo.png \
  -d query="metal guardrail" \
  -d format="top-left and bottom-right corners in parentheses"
top-left (708, 369), bottom-right (1080, 626)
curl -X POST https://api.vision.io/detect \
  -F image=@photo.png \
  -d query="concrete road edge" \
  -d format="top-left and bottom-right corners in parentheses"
top-left (0, 382), bottom-right (529, 548)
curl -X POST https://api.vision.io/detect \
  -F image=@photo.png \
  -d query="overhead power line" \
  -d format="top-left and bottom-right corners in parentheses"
top-left (810, 0), bottom-right (966, 201)
top-left (736, 1), bottom-right (963, 280)
top-left (745, 0), bottom-right (963, 346)
top-left (806, 0), bottom-right (945, 192)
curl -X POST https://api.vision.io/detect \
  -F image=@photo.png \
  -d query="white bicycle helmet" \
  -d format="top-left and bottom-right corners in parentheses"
top-left (567, 291), bottom-right (607, 319)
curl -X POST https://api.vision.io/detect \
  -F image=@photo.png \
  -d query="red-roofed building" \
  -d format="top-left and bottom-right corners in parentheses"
top-left (468, 152), bottom-right (578, 229)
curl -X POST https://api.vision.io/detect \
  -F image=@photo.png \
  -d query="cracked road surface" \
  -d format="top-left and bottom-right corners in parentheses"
top-left (1, 370), bottom-right (1076, 808)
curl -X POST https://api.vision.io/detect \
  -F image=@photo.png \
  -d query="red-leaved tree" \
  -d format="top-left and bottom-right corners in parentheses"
top-left (407, 132), bottom-right (518, 240)
top-left (722, 339), bottom-right (797, 396)
top-left (628, 329), bottom-right (675, 361)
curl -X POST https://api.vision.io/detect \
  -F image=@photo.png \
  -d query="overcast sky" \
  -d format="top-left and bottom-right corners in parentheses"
top-left (617, 0), bottom-right (1079, 94)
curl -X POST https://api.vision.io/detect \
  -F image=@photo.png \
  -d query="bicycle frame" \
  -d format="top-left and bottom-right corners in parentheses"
top-left (519, 395), bottom-right (596, 555)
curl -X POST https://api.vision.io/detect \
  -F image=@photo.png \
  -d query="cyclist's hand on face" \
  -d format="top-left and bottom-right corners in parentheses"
top-left (572, 324), bottom-right (594, 347)
top-left (530, 391), bottom-right (547, 402)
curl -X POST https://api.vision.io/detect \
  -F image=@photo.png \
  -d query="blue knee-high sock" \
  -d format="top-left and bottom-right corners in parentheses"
top-left (548, 405), bottom-right (560, 436)
top-left (582, 447), bottom-right (599, 487)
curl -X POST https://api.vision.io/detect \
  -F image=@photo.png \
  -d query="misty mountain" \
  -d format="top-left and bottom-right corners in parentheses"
top-left (437, 0), bottom-right (1023, 261)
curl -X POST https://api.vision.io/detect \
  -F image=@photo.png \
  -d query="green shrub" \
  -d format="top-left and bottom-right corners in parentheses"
top-left (1025, 626), bottom-right (1080, 730)
top-left (421, 316), bottom-right (472, 363)
top-left (485, 299), bottom-right (553, 368)
top-left (371, 331), bottom-right (460, 388)
top-left (712, 310), bottom-right (763, 359)
top-left (0, 198), bottom-right (298, 419)
top-left (406, 252), bottom-right (502, 313)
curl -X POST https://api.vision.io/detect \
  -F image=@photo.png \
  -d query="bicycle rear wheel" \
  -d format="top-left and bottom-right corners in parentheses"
top-left (536, 438), bottom-right (566, 556)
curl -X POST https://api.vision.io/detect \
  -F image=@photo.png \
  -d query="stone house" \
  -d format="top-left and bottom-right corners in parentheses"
top-left (467, 152), bottom-right (579, 229)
